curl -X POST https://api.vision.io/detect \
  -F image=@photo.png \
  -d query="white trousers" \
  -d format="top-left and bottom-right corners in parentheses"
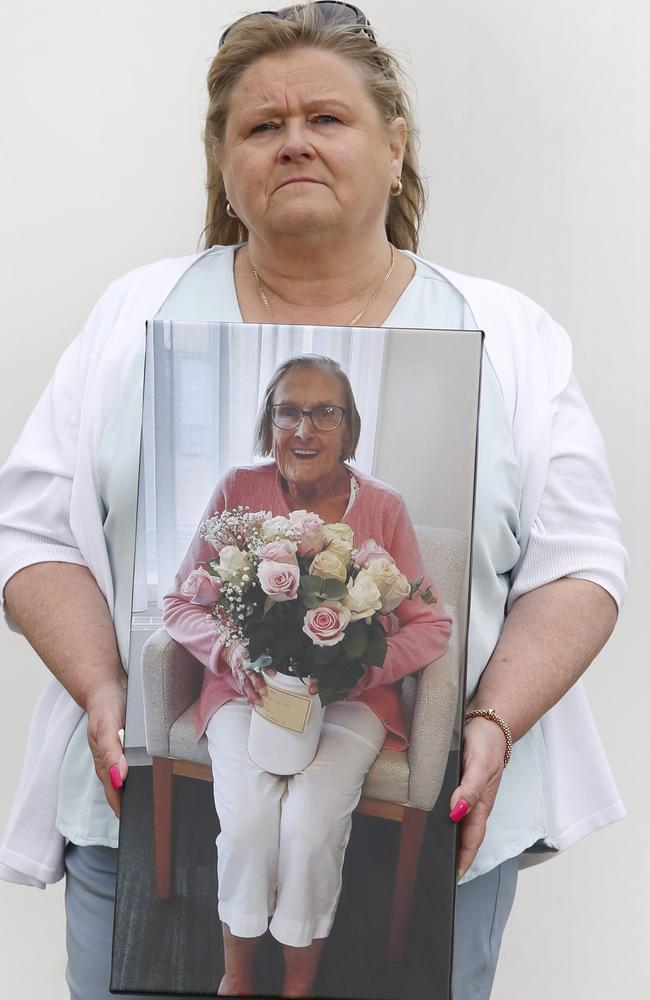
top-left (205, 697), bottom-right (386, 948)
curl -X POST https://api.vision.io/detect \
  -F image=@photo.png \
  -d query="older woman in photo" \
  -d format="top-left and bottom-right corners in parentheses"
top-left (162, 353), bottom-right (451, 996)
top-left (0, 4), bottom-right (627, 1000)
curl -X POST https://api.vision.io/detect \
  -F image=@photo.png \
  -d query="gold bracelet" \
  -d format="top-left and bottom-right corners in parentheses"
top-left (464, 708), bottom-right (513, 768)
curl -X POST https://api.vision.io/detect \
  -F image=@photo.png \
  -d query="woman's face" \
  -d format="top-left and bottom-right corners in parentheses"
top-left (270, 367), bottom-right (350, 491)
top-left (217, 47), bottom-right (406, 243)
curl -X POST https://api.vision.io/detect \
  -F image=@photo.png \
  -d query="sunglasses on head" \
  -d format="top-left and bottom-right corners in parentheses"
top-left (219, 2), bottom-right (376, 48)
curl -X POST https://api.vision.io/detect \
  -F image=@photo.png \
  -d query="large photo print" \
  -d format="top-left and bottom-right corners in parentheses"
top-left (112, 320), bottom-right (482, 999)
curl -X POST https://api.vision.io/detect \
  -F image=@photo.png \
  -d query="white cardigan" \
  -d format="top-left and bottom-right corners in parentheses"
top-left (0, 248), bottom-right (628, 887)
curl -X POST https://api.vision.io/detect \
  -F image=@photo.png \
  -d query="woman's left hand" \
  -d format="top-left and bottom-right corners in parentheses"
top-left (449, 715), bottom-right (508, 880)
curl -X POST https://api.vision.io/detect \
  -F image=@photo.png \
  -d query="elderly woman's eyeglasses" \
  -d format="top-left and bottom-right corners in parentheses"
top-left (219, 2), bottom-right (376, 48)
top-left (270, 404), bottom-right (346, 432)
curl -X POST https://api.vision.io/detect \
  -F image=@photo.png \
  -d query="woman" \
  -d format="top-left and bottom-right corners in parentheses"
top-left (162, 354), bottom-right (451, 996)
top-left (0, 4), bottom-right (627, 999)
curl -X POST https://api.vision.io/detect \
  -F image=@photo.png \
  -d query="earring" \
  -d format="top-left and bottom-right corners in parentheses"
top-left (391, 177), bottom-right (403, 197)
top-left (226, 202), bottom-right (238, 219)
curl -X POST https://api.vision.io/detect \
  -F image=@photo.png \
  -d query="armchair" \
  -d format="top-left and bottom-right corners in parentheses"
top-left (142, 525), bottom-right (467, 961)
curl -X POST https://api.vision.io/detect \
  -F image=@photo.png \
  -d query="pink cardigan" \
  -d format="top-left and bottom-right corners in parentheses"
top-left (162, 462), bottom-right (451, 750)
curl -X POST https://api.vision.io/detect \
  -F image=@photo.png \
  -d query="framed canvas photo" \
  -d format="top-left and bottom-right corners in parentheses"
top-left (111, 320), bottom-right (482, 999)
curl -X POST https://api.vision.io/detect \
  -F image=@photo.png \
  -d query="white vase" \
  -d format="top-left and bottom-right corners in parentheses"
top-left (247, 669), bottom-right (325, 775)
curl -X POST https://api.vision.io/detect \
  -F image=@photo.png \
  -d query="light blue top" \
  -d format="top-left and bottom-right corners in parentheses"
top-left (57, 245), bottom-right (551, 882)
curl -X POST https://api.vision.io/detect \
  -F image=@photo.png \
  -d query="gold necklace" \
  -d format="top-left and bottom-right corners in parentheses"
top-left (250, 244), bottom-right (395, 327)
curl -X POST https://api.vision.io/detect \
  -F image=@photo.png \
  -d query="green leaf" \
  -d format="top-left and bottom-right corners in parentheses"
top-left (364, 619), bottom-right (388, 666)
top-left (364, 632), bottom-right (387, 666)
top-left (342, 621), bottom-right (368, 658)
top-left (273, 629), bottom-right (303, 665)
top-left (300, 574), bottom-right (322, 593)
top-left (317, 687), bottom-right (341, 708)
top-left (245, 620), bottom-right (270, 642)
top-left (263, 596), bottom-right (276, 616)
top-left (420, 586), bottom-right (437, 604)
top-left (312, 644), bottom-right (340, 665)
top-left (244, 619), bottom-right (274, 658)
top-left (322, 578), bottom-right (348, 600)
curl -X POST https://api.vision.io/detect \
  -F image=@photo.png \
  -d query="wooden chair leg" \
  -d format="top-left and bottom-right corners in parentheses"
top-left (388, 806), bottom-right (428, 962)
top-left (152, 756), bottom-right (174, 900)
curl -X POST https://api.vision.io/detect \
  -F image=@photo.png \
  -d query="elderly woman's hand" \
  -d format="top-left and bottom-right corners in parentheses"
top-left (235, 665), bottom-right (273, 705)
top-left (241, 669), bottom-right (319, 701)
top-left (449, 715), bottom-right (508, 880)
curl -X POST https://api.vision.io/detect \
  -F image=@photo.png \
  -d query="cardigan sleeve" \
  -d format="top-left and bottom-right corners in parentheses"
top-left (508, 370), bottom-right (628, 610)
top-left (0, 334), bottom-right (89, 632)
top-left (162, 471), bottom-right (243, 692)
top-left (361, 497), bottom-right (452, 691)
top-left (0, 266), bottom-right (150, 632)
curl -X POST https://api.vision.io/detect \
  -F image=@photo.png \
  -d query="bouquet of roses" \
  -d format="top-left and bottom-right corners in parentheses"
top-left (181, 506), bottom-right (435, 707)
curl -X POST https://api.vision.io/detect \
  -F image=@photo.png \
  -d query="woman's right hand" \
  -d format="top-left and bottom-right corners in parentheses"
top-left (85, 677), bottom-right (128, 817)
top-left (4, 563), bottom-right (132, 817)
top-left (229, 643), bottom-right (276, 705)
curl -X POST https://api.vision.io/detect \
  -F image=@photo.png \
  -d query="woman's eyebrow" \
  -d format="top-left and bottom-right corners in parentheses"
top-left (303, 98), bottom-right (353, 114)
top-left (274, 400), bottom-right (343, 408)
top-left (246, 97), bottom-right (353, 118)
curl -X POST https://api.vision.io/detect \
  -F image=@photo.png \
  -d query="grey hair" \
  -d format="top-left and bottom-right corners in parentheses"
top-left (253, 354), bottom-right (361, 460)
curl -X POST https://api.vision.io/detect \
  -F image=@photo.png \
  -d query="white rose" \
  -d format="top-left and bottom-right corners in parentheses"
top-left (380, 572), bottom-right (411, 613)
top-left (364, 557), bottom-right (411, 612)
top-left (261, 515), bottom-right (292, 540)
top-left (322, 522), bottom-right (354, 559)
top-left (309, 549), bottom-right (348, 582)
top-left (214, 545), bottom-right (253, 584)
top-left (342, 571), bottom-right (383, 622)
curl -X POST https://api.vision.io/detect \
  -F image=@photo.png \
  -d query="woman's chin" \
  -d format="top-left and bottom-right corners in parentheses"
top-left (269, 205), bottom-right (336, 238)
top-left (281, 461), bottom-right (325, 493)
top-left (286, 467), bottom-right (320, 489)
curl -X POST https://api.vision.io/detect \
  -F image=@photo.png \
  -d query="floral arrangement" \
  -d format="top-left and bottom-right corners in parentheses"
top-left (181, 506), bottom-right (435, 706)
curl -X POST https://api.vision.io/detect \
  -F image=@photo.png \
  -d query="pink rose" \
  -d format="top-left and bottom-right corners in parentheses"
top-left (258, 539), bottom-right (298, 564)
top-left (303, 601), bottom-right (351, 647)
top-left (180, 568), bottom-right (222, 605)
top-left (257, 559), bottom-right (300, 601)
top-left (354, 538), bottom-right (390, 569)
top-left (289, 509), bottom-right (327, 557)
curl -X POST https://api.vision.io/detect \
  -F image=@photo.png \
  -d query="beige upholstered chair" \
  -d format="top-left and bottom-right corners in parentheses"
top-left (142, 525), bottom-right (467, 962)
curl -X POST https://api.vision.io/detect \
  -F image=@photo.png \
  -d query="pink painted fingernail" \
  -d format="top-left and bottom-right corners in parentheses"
top-left (449, 799), bottom-right (469, 822)
top-left (109, 765), bottom-right (123, 790)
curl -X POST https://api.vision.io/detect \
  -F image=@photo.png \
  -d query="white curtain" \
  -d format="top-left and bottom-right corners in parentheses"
top-left (136, 321), bottom-right (385, 609)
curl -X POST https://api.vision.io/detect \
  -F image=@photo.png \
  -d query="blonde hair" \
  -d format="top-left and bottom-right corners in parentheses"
top-left (203, 3), bottom-right (426, 252)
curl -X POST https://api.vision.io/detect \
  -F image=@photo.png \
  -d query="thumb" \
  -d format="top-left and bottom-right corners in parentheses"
top-left (449, 777), bottom-right (481, 822)
top-left (108, 729), bottom-right (127, 790)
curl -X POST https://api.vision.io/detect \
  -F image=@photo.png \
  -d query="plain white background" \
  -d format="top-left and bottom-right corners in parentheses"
top-left (0, 1), bottom-right (646, 995)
